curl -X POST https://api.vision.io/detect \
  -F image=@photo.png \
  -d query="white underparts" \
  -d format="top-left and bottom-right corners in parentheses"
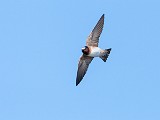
top-left (88, 47), bottom-right (103, 57)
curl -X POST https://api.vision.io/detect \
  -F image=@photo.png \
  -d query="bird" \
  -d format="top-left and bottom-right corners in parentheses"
top-left (76, 14), bottom-right (111, 86)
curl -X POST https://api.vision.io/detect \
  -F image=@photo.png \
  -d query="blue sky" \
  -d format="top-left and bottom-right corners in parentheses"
top-left (0, 0), bottom-right (160, 120)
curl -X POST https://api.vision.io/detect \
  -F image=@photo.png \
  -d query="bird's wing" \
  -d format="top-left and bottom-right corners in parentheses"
top-left (76, 55), bottom-right (93, 86)
top-left (86, 14), bottom-right (104, 47)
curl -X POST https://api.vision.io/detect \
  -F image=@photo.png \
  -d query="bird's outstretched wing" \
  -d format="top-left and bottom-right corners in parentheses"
top-left (76, 55), bottom-right (93, 86)
top-left (86, 14), bottom-right (104, 47)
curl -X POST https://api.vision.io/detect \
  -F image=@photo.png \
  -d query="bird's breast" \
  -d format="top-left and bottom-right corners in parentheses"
top-left (88, 47), bottom-right (102, 57)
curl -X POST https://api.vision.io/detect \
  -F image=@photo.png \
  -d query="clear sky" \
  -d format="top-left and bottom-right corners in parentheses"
top-left (0, 0), bottom-right (160, 120)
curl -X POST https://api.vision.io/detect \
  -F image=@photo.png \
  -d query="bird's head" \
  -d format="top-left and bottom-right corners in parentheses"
top-left (81, 46), bottom-right (89, 55)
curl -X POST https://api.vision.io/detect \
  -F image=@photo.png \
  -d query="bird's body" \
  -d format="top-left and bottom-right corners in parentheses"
top-left (87, 46), bottom-right (103, 57)
top-left (76, 14), bottom-right (111, 86)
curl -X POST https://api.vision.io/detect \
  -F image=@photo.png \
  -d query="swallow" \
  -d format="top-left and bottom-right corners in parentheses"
top-left (76, 14), bottom-right (111, 86)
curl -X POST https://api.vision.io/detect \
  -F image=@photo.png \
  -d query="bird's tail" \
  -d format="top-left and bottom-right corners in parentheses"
top-left (99, 48), bottom-right (111, 62)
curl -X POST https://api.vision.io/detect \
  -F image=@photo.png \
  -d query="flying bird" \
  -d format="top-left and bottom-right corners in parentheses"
top-left (76, 14), bottom-right (111, 86)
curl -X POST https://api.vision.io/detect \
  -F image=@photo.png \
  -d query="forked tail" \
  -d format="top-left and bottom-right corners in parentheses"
top-left (99, 48), bottom-right (111, 62)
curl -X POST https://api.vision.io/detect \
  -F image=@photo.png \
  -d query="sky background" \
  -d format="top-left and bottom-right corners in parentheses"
top-left (0, 0), bottom-right (160, 120)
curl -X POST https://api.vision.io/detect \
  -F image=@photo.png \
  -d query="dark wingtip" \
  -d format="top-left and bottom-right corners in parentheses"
top-left (76, 82), bottom-right (79, 86)
top-left (101, 14), bottom-right (105, 18)
top-left (76, 79), bottom-right (80, 86)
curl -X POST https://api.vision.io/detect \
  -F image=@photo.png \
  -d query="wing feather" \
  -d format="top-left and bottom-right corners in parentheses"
top-left (86, 14), bottom-right (104, 47)
top-left (76, 55), bottom-right (93, 86)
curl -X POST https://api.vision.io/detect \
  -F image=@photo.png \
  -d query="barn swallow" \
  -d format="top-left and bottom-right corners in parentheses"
top-left (76, 14), bottom-right (111, 86)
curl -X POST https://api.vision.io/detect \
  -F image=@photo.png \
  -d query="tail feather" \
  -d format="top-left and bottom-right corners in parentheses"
top-left (100, 48), bottom-right (111, 62)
